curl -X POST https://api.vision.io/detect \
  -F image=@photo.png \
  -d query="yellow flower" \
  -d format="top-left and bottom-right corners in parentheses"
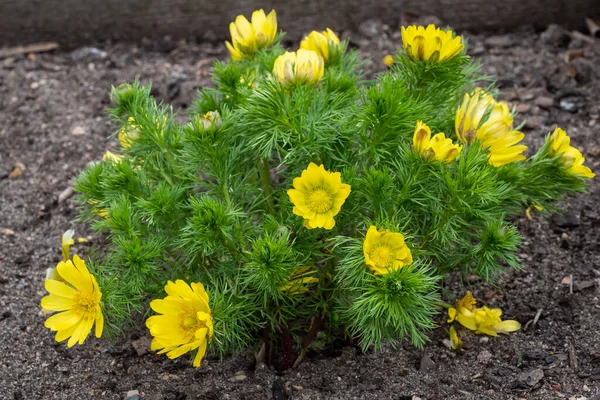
top-left (401, 25), bottom-right (464, 62)
top-left (455, 89), bottom-right (527, 167)
top-left (413, 121), bottom-right (462, 162)
top-left (102, 150), bottom-right (123, 163)
top-left (146, 280), bottom-right (213, 367)
top-left (449, 325), bottom-right (462, 350)
top-left (447, 291), bottom-right (477, 323)
top-left (549, 127), bottom-right (595, 179)
top-left (383, 54), bottom-right (394, 67)
top-left (273, 49), bottom-right (325, 86)
top-left (225, 9), bottom-right (277, 61)
top-left (363, 226), bottom-right (413, 275)
top-left (118, 116), bottom-right (139, 148)
top-left (300, 28), bottom-right (341, 64)
top-left (40, 254), bottom-right (104, 347)
top-left (279, 266), bottom-right (319, 294)
top-left (118, 116), bottom-right (167, 148)
top-left (287, 162), bottom-right (351, 229)
top-left (457, 306), bottom-right (521, 336)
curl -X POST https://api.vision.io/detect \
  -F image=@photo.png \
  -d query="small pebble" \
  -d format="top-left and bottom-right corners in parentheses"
top-left (124, 390), bottom-right (140, 400)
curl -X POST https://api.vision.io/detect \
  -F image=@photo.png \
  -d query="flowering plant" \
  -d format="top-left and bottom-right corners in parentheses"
top-left (41, 10), bottom-right (594, 369)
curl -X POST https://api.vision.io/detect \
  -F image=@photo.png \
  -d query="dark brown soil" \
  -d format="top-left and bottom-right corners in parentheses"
top-left (1, 23), bottom-right (600, 400)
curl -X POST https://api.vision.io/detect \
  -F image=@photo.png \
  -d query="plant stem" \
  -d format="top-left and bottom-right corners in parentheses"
top-left (258, 157), bottom-right (275, 213)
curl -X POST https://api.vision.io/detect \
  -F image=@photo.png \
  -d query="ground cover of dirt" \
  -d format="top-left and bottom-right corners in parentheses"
top-left (1, 22), bottom-right (600, 400)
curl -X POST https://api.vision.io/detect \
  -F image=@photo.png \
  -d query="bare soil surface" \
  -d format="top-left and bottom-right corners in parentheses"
top-left (1, 23), bottom-right (600, 400)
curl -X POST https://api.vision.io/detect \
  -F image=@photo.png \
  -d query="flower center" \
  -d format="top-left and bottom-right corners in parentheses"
top-left (182, 315), bottom-right (198, 329)
top-left (75, 292), bottom-right (97, 314)
top-left (306, 188), bottom-right (333, 213)
top-left (370, 245), bottom-right (393, 268)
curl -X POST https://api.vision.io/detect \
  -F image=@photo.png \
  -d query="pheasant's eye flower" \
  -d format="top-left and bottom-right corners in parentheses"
top-left (467, 306), bottom-right (521, 336)
top-left (300, 28), bottom-right (341, 64)
top-left (363, 226), bottom-right (413, 275)
top-left (146, 280), bottom-right (213, 367)
top-left (273, 49), bottom-right (325, 86)
top-left (40, 254), bottom-right (104, 347)
top-left (225, 9), bottom-right (277, 61)
top-left (118, 116), bottom-right (140, 148)
top-left (401, 25), bottom-right (464, 62)
top-left (279, 266), bottom-right (319, 295)
top-left (287, 162), bottom-right (351, 229)
top-left (549, 127), bottom-right (595, 179)
top-left (413, 121), bottom-right (462, 162)
top-left (102, 151), bottom-right (123, 163)
top-left (447, 291), bottom-right (477, 323)
top-left (456, 89), bottom-right (528, 167)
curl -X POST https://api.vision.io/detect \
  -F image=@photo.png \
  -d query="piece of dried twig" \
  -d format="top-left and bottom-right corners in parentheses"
top-left (0, 42), bottom-right (59, 58)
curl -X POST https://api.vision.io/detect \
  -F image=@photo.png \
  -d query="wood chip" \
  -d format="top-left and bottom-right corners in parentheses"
top-left (0, 42), bottom-right (59, 58)
top-left (586, 17), bottom-right (600, 37)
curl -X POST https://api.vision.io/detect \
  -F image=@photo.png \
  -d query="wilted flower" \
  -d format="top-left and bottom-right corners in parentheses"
top-left (449, 325), bottom-right (462, 350)
top-left (287, 162), bottom-right (351, 229)
top-left (300, 28), bottom-right (341, 64)
top-left (279, 266), bottom-right (319, 294)
top-left (146, 280), bottom-right (213, 367)
top-left (401, 25), bottom-right (464, 62)
top-left (41, 254), bottom-right (104, 347)
top-left (448, 291), bottom-right (520, 337)
top-left (549, 127), bottom-right (595, 179)
top-left (273, 49), bottom-right (325, 86)
top-left (363, 226), bottom-right (413, 275)
top-left (455, 89), bottom-right (527, 167)
top-left (447, 291), bottom-right (477, 323)
top-left (413, 121), bottom-right (462, 162)
top-left (225, 9), bottom-right (277, 61)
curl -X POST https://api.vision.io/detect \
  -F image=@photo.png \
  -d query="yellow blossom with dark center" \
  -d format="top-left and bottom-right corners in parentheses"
top-left (401, 25), bottom-right (464, 62)
top-left (549, 127), bottom-right (595, 179)
top-left (363, 226), bottom-right (413, 275)
top-left (225, 9), bottom-right (277, 61)
top-left (455, 89), bottom-right (527, 167)
top-left (273, 49), bottom-right (325, 86)
top-left (300, 28), bottom-right (341, 64)
top-left (146, 280), bottom-right (213, 367)
top-left (413, 121), bottom-right (462, 162)
top-left (287, 162), bottom-right (351, 229)
top-left (41, 254), bottom-right (104, 347)
top-left (279, 266), bottom-right (319, 295)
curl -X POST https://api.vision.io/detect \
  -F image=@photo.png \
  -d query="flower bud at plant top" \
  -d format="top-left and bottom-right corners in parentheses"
top-left (273, 49), bottom-right (325, 86)
top-left (549, 127), bottom-right (595, 178)
top-left (110, 83), bottom-right (135, 109)
top-left (401, 25), bottom-right (464, 62)
top-left (300, 28), bottom-right (341, 65)
top-left (199, 111), bottom-right (223, 130)
top-left (455, 88), bottom-right (527, 167)
top-left (412, 121), bottom-right (462, 163)
top-left (225, 9), bottom-right (277, 61)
